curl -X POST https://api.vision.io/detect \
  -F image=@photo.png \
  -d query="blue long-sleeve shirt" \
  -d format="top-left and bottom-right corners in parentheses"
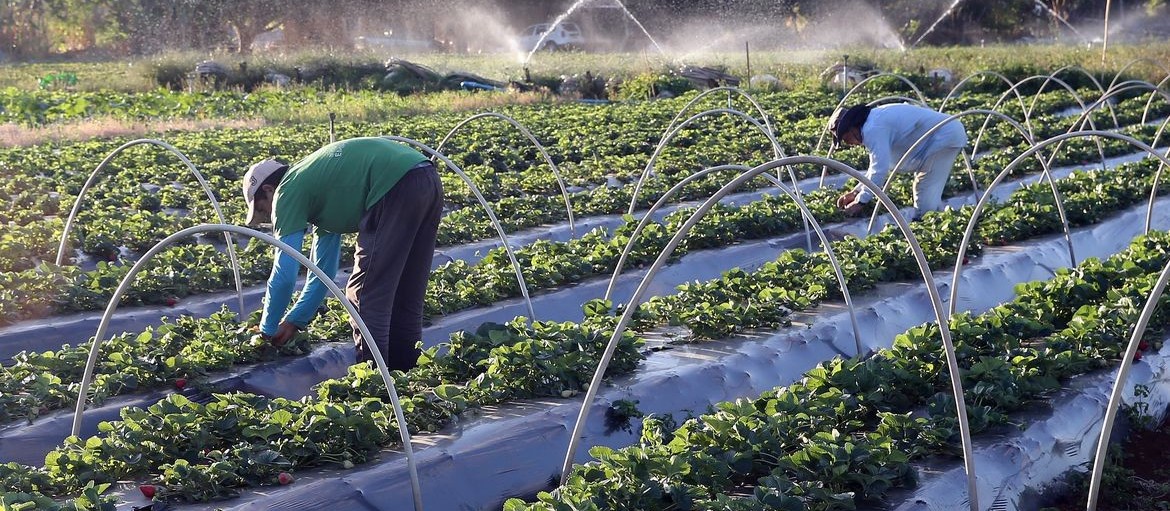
top-left (853, 104), bottom-right (968, 203)
top-left (260, 229), bottom-right (342, 336)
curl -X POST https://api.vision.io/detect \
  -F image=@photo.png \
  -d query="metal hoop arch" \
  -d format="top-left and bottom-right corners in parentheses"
top-left (70, 224), bottom-right (425, 511)
top-left (1087, 252), bottom-right (1170, 511)
top-left (562, 155), bottom-right (980, 511)
top-left (627, 107), bottom-right (788, 216)
top-left (602, 163), bottom-right (864, 353)
top-left (664, 87), bottom-right (777, 141)
top-left (1105, 58), bottom-right (1170, 97)
top-left (950, 131), bottom-right (1170, 316)
top-left (54, 138), bottom-right (245, 315)
top-left (868, 95), bottom-right (929, 108)
top-left (627, 108), bottom-right (812, 251)
top-left (1138, 74), bottom-right (1170, 125)
top-left (1039, 65), bottom-right (1117, 128)
top-left (972, 75), bottom-right (1104, 163)
top-left (939, 70), bottom-right (1031, 127)
top-left (435, 112), bottom-right (577, 237)
top-left (814, 72), bottom-right (929, 154)
top-left (1068, 81), bottom-right (1170, 137)
top-left (380, 135), bottom-right (536, 321)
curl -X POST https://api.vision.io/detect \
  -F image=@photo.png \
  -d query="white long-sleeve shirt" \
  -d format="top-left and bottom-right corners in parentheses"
top-left (854, 104), bottom-right (968, 202)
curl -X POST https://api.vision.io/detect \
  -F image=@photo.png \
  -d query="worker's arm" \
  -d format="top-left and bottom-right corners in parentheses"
top-left (854, 128), bottom-right (894, 203)
top-left (260, 229), bottom-right (307, 337)
top-left (284, 230), bottom-right (341, 328)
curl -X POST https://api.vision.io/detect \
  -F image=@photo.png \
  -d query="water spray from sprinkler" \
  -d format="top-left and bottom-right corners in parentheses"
top-left (911, 0), bottom-right (966, 48)
top-left (1031, 0), bottom-right (1091, 44)
top-left (521, 0), bottom-right (668, 67)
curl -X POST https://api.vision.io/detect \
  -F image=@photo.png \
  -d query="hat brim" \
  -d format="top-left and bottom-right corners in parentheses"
top-left (244, 202), bottom-right (258, 226)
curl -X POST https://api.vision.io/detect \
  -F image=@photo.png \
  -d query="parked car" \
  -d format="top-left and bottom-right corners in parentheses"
top-left (519, 22), bottom-right (586, 51)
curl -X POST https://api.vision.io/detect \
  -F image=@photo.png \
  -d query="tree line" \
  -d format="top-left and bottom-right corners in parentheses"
top-left (0, 0), bottom-right (1160, 59)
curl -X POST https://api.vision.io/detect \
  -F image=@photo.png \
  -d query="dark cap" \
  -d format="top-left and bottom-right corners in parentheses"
top-left (827, 104), bottom-right (872, 147)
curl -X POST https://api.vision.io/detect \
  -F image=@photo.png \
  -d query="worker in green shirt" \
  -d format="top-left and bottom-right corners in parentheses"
top-left (241, 137), bottom-right (443, 371)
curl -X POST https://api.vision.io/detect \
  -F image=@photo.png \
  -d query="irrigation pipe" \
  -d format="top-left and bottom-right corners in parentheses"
top-left (380, 135), bottom-right (536, 322)
top-left (602, 163), bottom-right (863, 354)
top-left (55, 138), bottom-right (244, 316)
top-left (69, 224), bottom-right (424, 511)
top-left (1086, 250), bottom-right (1170, 511)
top-left (563, 155), bottom-right (980, 511)
top-left (950, 130), bottom-right (1170, 316)
top-left (435, 112), bottom-right (577, 237)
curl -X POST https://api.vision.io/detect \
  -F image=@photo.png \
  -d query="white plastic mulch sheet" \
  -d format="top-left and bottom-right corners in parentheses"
top-left (170, 195), bottom-right (1170, 511)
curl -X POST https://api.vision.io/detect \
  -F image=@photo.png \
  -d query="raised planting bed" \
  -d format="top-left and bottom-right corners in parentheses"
top-left (80, 185), bottom-right (1170, 511)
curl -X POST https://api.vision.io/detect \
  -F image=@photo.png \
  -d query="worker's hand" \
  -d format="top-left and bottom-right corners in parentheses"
top-left (842, 201), bottom-right (865, 217)
top-left (271, 321), bottom-right (301, 347)
top-left (837, 191), bottom-right (865, 217)
top-left (837, 190), bottom-right (860, 209)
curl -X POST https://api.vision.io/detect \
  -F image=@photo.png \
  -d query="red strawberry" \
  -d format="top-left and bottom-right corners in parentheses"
top-left (962, 256), bottom-right (970, 265)
top-left (165, 297), bottom-right (178, 307)
top-left (1133, 351), bottom-right (1143, 363)
top-left (174, 378), bottom-right (187, 390)
top-left (278, 472), bottom-right (294, 485)
top-left (139, 484), bottom-right (157, 499)
top-left (1139, 340), bottom-right (1150, 352)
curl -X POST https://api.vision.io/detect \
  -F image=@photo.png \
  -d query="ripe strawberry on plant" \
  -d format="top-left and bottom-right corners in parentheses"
top-left (278, 472), bottom-right (294, 485)
top-left (139, 484), bottom-right (157, 499)
top-left (1139, 340), bottom-right (1150, 352)
top-left (165, 296), bottom-right (178, 307)
top-left (174, 378), bottom-right (187, 390)
top-left (1133, 351), bottom-right (1143, 363)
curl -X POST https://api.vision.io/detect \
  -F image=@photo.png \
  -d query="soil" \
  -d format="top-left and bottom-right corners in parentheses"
top-left (1041, 414), bottom-right (1170, 510)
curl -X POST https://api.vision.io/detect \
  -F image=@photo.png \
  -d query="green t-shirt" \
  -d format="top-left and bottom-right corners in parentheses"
top-left (272, 137), bottom-right (428, 237)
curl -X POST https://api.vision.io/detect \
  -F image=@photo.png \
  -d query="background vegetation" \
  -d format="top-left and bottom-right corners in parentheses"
top-left (2, 0), bottom-right (1167, 60)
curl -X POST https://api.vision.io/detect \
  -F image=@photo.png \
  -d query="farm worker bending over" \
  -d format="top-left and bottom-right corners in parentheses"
top-left (828, 103), bottom-right (968, 218)
top-left (241, 137), bottom-right (444, 371)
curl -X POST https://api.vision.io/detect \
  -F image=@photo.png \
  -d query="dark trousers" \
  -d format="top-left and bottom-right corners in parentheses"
top-left (348, 163), bottom-right (443, 371)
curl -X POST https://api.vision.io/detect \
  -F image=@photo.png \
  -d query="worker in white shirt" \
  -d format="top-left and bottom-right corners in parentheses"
top-left (828, 103), bottom-right (968, 219)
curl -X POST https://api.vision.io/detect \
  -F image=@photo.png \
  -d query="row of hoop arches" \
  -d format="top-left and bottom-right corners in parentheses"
top-left (58, 60), bottom-right (1170, 511)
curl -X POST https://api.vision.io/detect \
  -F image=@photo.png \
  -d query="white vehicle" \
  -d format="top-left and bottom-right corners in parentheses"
top-left (519, 22), bottom-right (586, 51)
